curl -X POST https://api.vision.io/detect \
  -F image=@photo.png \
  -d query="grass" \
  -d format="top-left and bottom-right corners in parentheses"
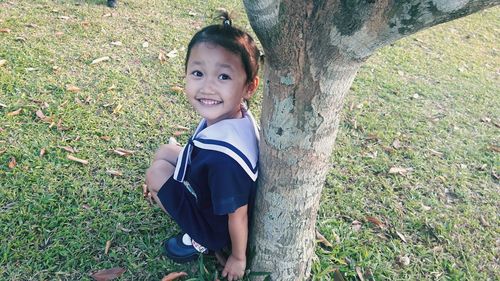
top-left (0, 1), bottom-right (498, 280)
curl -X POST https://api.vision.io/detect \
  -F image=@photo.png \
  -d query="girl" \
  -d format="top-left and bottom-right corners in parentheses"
top-left (146, 11), bottom-right (260, 281)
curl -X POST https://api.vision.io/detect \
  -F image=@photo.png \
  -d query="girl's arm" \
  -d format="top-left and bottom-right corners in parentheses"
top-left (222, 204), bottom-right (248, 281)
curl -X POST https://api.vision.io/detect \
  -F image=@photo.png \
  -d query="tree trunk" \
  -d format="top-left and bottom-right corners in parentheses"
top-left (244, 0), bottom-right (499, 279)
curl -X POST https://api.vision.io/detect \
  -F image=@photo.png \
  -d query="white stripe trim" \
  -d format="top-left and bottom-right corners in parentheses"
top-left (193, 140), bottom-right (258, 182)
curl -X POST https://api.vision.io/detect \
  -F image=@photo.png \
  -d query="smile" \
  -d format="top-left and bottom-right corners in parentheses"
top-left (198, 98), bottom-right (222, 105)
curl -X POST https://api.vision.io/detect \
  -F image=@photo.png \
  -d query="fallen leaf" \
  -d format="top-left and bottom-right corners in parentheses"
top-left (67, 154), bottom-right (88, 165)
top-left (100, 136), bottom-right (111, 141)
top-left (188, 11), bottom-right (198, 16)
top-left (351, 220), bottom-right (362, 232)
top-left (428, 148), bottom-right (443, 156)
top-left (7, 108), bottom-right (22, 116)
top-left (66, 84), bottom-right (81, 93)
top-left (173, 124), bottom-right (189, 130)
top-left (366, 216), bottom-right (385, 228)
top-left (396, 255), bottom-right (410, 266)
top-left (388, 167), bottom-right (413, 175)
top-left (158, 51), bottom-right (167, 63)
top-left (0, 148), bottom-right (6, 155)
top-left (15, 36), bottom-right (26, 42)
top-left (107, 85), bottom-right (117, 91)
top-left (172, 131), bottom-right (185, 137)
top-left (479, 216), bottom-right (490, 227)
top-left (105, 240), bottom-right (111, 255)
top-left (0, 59), bottom-right (6, 67)
top-left (421, 204), bottom-right (431, 211)
top-left (58, 16), bottom-right (70, 20)
top-left (36, 110), bottom-right (51, 122)
top-left (112, 148), bottom-right (135, 157)
top-left (25, 67), bottom-right (37, 72)
top-left (107, 170), bottom-right (123, 176)
top-left (355, 267), bottom-right (365, 281)
top-left (55, 31), bottom-right (64, 36)
top-left (110, 41), bottom-right (122, 46)
top-left (142, 41), bottom-right (149, 48)
top-left (392, 139), bottom-right (401, 149)
top-left (395, 231), bottom-right (407, 243)
top-left (90, 267), bottom-right (126, 281)
top-left (81, 21), bottom-right (90, 28)
top-left (161, 272), bottom-right (188, 281)
top-left (59, 146), bottom-right (76, 153)
top-left (166, 49), bottom-right (178, 58)
top-left (8, 157), bottom-right (16, 169)
top-left (39, 148), bottom-right (46, 157)
top-left (26, 23), bottom-right (39, 28)
top-left (171, 86), bottom-right (184, 93)
top-left (91, 56), bottom-right (110, 65)
top-left (0, 28), bottom-right (11, 33)
top-left (316, 230), bottom-right (333, 248)
top-left (112, 104), bottom-right (122, 114)
top-left (489, 144), bottom-right (500, 153)
top-left (142, 184), bottom-right (148, 197)
top-left (103, 13), bottom-right (112, 17)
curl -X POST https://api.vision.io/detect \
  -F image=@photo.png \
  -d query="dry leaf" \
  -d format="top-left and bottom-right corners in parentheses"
top-left (58, 16), bottom-right (70, 20)
top-left (110, 41), bottom-right (122, 46)
top-left (158, 51), bottom-right (167, 63)
top-left (479, 216), bottom-right (490, 227)
top-left (388, 167), bottom-right (413, 175)
top-left (161, 272), bottom-right (188, 281)
top-left (15, 37), bottom-right (27, 42)
top-left (107, 170), bottom-right (123, 176)
top-left (166, 49), bottom-right (178, 58)
top-left (489, 144), bottom-right (500, 153)
top-left (55, 31), bottom-right (64, 36)
top-left (142, 41), bottom-right (149, 48)
top-left (81, 21), bottom-right (90, 28)
top-left (112, 104), bottom-right (122, 114)
top-left (397, 255), bottom-right (410, 266)
top-left (8, 157), bottom-right (17, 169)
top-left (480, 117), bottom-right (491, 123)
top-left (0, 59), bottom-right (7, 67)
top-left (66, 84), bottom-right (81, 93)
top-left (59, 146), bottom-right (75, 153)
top-left (90, 267), bottom-right (126, 281)
top-left (7, 108), bottom-right (22, 116)
top-left (355, 267), bottom-right (365, 281)
top-left (112, 148), bottom-right (135, 157)
top-left (91, 56), bottom-right (110, 65)
top-left (103, 13), bottom-right (112, 17)
top-left (0, 148), bottom-right (7, 155)
top-left (315, 230), bottom-right (333, 248)
top-left (392, 139), bottom-right (401, 149)
top-left (421, 204), bottom-right (431, 211)
top-left (395, 231), bottom-right (407, 243)
top-left (0, 28), bottom-right (11, 33)
top-left (100, 136), bottom-right (111, 141)
top-left (67, 154), bottom-right (88, 165)
top-left (171, 86), bottom-right (184, 93)
top-left (366, 216), bottom-right (385, 228)
top-left (39, 148), bottom-right (46, 157)
top-left (172, 131), bottom-right (185, 137)
top-left (105, 240), bottom-right (111, 255)
top-left (428, 148), bottom-right (443, 156)
top-left (351, 220), bottom-right (362, 232)
top-left (173, 124), bottom-right (189, 131)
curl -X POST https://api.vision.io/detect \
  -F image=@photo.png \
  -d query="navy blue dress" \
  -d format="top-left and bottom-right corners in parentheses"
top-left (158, 148), bottom-right (256, 250)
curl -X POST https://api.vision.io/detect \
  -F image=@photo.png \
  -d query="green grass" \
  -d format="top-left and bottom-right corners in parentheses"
top-left (1, 1), bottom-right (498, 280)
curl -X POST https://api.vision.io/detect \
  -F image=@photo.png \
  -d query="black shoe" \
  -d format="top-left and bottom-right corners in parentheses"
top-left (107, 0), bottom-right (117, 8)
top-left (163, 233), bottom-right (202, 263)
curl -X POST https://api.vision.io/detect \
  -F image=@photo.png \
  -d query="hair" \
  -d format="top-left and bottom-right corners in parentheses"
top-left (184, 10), bottom-right (260, 84)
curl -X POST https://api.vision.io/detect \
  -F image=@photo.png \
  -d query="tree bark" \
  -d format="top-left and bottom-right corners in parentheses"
top-left (244, 0), bottom-right (499, 279)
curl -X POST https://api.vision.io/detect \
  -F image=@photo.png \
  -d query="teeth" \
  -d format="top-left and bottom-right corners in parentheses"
top-left (199, 99), bottom-right (221, 105)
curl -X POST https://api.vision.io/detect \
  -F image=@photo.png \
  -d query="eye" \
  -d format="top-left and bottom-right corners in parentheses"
top-left (191, 70), bottom-right (203, 77)
top-left (218, 73), bottom-right (231, 80)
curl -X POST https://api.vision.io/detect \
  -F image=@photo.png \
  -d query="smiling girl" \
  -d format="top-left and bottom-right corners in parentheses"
top-left (145, 11), bottom-right (260, 281)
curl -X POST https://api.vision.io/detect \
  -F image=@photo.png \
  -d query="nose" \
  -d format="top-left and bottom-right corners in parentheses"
top-left (200, 77), bottom-right (216, 95)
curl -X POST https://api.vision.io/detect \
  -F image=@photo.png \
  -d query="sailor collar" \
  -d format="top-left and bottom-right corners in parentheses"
top-left (173, 110), bottom-right (260, 182)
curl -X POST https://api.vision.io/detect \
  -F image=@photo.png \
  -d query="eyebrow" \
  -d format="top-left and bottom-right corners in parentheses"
top-left (189, 61), bottom-right (234, 70)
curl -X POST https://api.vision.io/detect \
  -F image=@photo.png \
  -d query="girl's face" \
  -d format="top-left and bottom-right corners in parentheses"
top-left (185, 42), bottom-right (258, 126)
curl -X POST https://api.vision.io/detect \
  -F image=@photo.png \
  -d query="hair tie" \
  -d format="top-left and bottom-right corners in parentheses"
top-left (223, 19), bottom-right (232, 27)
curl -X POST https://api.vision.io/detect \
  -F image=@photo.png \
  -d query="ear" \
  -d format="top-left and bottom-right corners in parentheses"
top-left (244, 76), bottom-right (259, 99)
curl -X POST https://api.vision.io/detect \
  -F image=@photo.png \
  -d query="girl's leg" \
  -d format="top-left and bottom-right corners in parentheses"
top-left (146, 144), bottom-right (182, 213)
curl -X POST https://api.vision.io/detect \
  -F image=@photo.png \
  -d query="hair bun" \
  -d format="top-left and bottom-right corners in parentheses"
top-left (216, 8), bottom-right (232, 27)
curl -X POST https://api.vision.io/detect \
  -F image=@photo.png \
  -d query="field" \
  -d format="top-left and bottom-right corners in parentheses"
top-left (1, 1), bottom-right (498, 280)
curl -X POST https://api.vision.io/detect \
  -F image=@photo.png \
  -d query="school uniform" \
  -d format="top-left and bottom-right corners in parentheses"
top-left (157, 110), bottom-right (259, 251)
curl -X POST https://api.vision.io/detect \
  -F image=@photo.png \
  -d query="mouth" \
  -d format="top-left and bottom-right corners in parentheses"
top-left (197, 98), bottom-right (222, 105)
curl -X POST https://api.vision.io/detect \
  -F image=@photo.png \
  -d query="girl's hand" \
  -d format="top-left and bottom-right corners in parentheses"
top-left (222, 254), bottom-right (246, 281)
